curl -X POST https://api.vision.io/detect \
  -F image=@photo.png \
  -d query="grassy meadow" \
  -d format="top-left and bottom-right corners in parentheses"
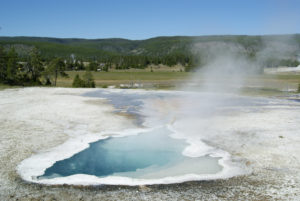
top-left (56, 71), bottom-right (191, 88)
top-left (1, 69), bottom-right (300, 96)
top-left (55, 70), bottom-right (300, 95)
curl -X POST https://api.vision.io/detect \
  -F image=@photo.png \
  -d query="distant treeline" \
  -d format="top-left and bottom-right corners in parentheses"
top-left (1, 35), bottom-right (300, 86)
top-left (0, 45), bottom-right (97, 87)
top-left (0, 36), bottom-right (197, 71)
top-left (87, 53), bottom-right (194, 70)
top-left (1, 35), bottom-right (300, 71)
top-left (0, 46), bottom-right (45, 86)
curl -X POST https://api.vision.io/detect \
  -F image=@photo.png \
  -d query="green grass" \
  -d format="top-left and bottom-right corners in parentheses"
top-left (0, 70), bottom-right (293, 96)
top-left (66, 71), bottom-right (190, 80)
top-left (0, 84), bottom-right (20, 90)
top-left (55, 71), bottom-right (300, 91)
top-left (56, 71), bottom-right (191, 87)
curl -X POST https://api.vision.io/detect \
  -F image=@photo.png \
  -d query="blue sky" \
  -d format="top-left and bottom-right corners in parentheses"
top-left (0, 0), bottom-right (299, 39)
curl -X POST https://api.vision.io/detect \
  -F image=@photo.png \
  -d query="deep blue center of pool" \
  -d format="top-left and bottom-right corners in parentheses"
top-left (39, 128), bottom-right (190, 179)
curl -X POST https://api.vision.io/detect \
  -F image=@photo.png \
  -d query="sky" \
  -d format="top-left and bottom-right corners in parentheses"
top-left (0, 0), bottom-right (300, 40)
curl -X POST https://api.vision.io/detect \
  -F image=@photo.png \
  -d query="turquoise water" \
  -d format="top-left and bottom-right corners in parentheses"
top-left (39, 127), bottom-right (222, 179)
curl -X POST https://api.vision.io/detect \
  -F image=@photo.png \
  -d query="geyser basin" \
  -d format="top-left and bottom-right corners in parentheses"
top-left (39, 127), bottom-right (221, 180)
top-left (18, 89), bottom-right (248, 186)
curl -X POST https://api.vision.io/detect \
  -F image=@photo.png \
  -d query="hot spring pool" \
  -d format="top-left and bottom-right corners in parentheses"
top-left (18, 89), bottom-right (250, 185)
top-left (38, 127), bottom-right (222, 180)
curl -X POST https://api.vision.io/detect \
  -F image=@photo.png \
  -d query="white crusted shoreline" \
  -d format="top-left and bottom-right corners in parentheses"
top-left (17, 127), bottom-right (245, 186)
top-left (15, 88), bottom-right (247, 186)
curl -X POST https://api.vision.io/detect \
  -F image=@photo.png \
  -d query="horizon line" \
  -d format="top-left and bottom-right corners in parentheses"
top-left (1, 33), bottom-right (300, 41)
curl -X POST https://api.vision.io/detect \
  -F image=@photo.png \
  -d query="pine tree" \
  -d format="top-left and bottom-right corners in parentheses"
top-left (0, 45), bottom-right (7, 82)
top-left (6, 48), bottom-right (18, 83)
top-left (88, 61), bottom-right (98, 71)
top-left (72, 72), bottom-right (95, 88)
top-left (47, 58), bottom-right (67, 86)
top-left (72, 74), bottom-right (84, 88)
top-left (27, 48), bottom-right (43, 83)
top-left (83, 70), bottom-right (95, 88)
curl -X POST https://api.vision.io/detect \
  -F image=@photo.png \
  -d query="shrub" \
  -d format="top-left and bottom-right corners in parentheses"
top-left (72, 72), bottom-right (95, 88)
top-left (72, 74), bottom-right (85, 88)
